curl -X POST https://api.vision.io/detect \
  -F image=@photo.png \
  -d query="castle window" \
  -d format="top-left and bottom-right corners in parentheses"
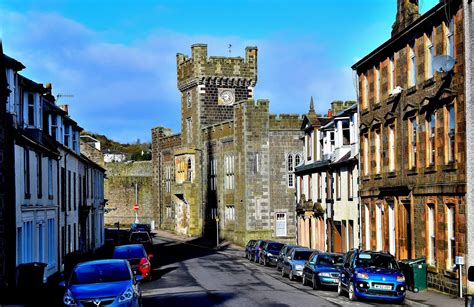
top-left (288, 154), bottom-right (294, 188)
top-left (187, 158), bottom-right (192, 182)
top-left (186, 91), bottom-right (191, 108)
top-left (165, 165), bottom-right (172, 192)
top-left (427, 31), bottom-right (434, 79)
top-left (224, 154), bottom-right (234, 190)
top-left (409, 43), bottom-right (416, 87)
top-left (225, 205), bottom-right (235, 221)
top-left (295, 154), bottom-right (301, 166)
top-left (186, 117), bottom-right (192, 144)
top-left (210, 158), bottom-right (217, 191)
top-left (446, 104), bottom-right (455, 163)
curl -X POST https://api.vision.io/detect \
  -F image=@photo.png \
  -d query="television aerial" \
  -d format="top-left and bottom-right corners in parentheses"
top-left (433, 55), bottom-right (456, 73)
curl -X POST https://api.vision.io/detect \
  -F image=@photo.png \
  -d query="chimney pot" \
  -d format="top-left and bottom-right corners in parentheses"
top-left (59, 104), bottom-right (69, 114)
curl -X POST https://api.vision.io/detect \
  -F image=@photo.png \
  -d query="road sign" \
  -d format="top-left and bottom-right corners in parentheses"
top-left (133, 203), bottom-right (139, 211)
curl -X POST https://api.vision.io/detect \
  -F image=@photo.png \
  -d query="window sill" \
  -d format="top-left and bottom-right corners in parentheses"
top-left (348, 197), bottom-right (354, 201)
top-left (362, 176), bottom-right (371, 182)
top-left (37, 194), bottom-right (43, 199)
top-left (442, 162), bottom-right (457, 172)
top-left (48, 195), bottom-right (54, 200)
top-left (317, 198), bottom-right (322, 203)
top-left (407, 168), bottom-right (418, 176)
top-left (444, 270), bottom-right (457, 279)
top-left (427, 265), bottom-right (438, 273)
top-left (374, 174), bottom-right (382, 180)
top-left (373, 103), bottom-right (381, 110)
top-left (423, 78), bottom-right (435, 88)
top-left (387, 171), bottom-right (397, 178)
top-left (424, 165), bottom-right (436, 174)
top-left (361, 109), bottom-right (370, 116)
top-left (406, 86), bottom-right (417, 95)
top-left (336, 197), bottom-right (341, 201)
top-left (24, 193), bottom-right (31, 199)
top-left (386, 94), bottom-right (398, 105)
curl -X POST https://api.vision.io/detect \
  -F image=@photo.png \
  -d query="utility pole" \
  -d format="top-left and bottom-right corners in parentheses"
top-left (135, 183), bottom-right (139, 223)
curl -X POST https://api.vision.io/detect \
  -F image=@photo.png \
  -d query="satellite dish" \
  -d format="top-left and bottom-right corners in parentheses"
top-left (433, 55), bottom-right (456, 73)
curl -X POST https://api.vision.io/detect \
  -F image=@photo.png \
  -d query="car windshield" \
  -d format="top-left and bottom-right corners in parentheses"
top-left (132, 224), bottom-right (148, 231)
top-left (267, 243), bottom-right (284, 250)
top-left (113, 247), bottom-right (146, 259)
top-left (130, 233), bottom-right (150, 242)
top-left (317, 254), bottom-right (344, 266)
top-left (70, 262), bottom-right (131, 284)
top-left (356, 253), bottom-right (399, 270)
top-left (294, 251), bottom-right (313, 260)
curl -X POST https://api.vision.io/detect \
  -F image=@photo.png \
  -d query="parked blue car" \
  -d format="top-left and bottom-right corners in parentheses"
top-left (259, 241), bottom-right (284, 266)
top-left (338, 249), bottom-right (406, 303)
top-left (62, 259), bottom-right (142, 307)
top-left (302, 252), bottom-right (343, 290)
top-left (281, 247), bottom-right (313, 281)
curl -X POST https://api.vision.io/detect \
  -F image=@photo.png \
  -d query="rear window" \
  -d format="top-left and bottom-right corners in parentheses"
top-left (70, 262), bottom-right (131, 284)
top-left (356, 253), bottom-right (399, 270)
top-left (294, 251), bottom-right (313, 260)
top-left (130, 233), bottom-right (150, 241)
top-left (317, 254), bottom-right (344, 265)
top-left (113, 246), bottom-right (146, 259)
top-left (268, 243), bottom-right (284, 250)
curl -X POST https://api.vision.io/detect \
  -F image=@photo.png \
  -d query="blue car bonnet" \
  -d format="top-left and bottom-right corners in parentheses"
top-left (69, 280), bottom-right (131, 300)
top-left (355, 267), bottom-right (401, 282)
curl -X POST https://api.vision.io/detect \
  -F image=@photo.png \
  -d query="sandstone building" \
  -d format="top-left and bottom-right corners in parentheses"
top-left (152, 44), bottom-right (302, 245)
top-left (352, 0), bottom-right (467, 295)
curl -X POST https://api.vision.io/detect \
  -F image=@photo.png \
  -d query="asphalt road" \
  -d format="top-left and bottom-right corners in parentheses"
top-left (141, 236), bottom-right (405, 307)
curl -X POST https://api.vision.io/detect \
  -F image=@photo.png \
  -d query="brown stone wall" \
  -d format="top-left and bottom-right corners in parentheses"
top-left (357, 2), bottom-right (466, 295)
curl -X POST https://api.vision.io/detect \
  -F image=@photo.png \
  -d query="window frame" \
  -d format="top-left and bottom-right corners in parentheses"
top-left (409, 117), bottom-right (418, 169)
top-left (445, 104), bottom-right (456, 164)
top-left (427, 31), bottom-right (435, 79)
top-left (409, 43), bottom-right (417, 87)
top-left (427, 203), bottom-right (436, 266)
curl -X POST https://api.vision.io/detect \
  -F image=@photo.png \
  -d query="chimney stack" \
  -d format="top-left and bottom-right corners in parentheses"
top-left (327, 109), bottom-right (333, 118)
top-left (392, 0), bottom-right (420, 36)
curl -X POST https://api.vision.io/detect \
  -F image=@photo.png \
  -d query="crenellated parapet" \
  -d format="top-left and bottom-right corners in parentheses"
top-left (177, 44), bottom-right (257, 91)
top-left (269, 114), bottom-right (303, 130)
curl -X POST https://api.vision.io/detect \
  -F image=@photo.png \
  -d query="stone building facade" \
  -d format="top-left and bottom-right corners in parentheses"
top-left (464, 0), bottom-right (474, 294)
top-left (295, 100), bottom-right (359, 254)
top-left (152, 44), bottom-right (302, 245)
top-left (353, 0), bottom-right (467, 295)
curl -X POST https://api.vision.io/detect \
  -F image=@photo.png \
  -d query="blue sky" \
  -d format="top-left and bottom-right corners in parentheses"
top-left (0, 0), bottom-right (438, 143)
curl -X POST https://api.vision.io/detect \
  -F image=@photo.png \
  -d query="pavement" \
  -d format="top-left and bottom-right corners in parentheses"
top-left (154, 230), bottom-right (465, 307)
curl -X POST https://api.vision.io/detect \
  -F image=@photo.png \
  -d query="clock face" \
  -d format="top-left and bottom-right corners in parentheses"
top-left (218, 88), bottom-right (235, 105)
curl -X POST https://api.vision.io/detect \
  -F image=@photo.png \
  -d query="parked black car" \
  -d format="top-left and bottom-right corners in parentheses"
top-left (129, 231), bottom-right (154, 255)
top-left (276, 244), bottom-right (299, 272)
top-left (302, 252), bottom-right (343, 290)
top-left (245, 240), bottom-right (257, 260)
top-left (259, 241), bottom-right (284, 266)
top-left (130, 223), bottom-right (152, 235)
top-left (250, 240), bottom-right (267, 263)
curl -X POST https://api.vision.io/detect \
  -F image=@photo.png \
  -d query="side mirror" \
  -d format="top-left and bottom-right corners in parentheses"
top-left (468, 266), bottom-right (474, 282)
top-left (135, 275), bottom-right (144, 283)
top-left (148, 254), bottom-right (154, 259)
top-left (58, 281), bottom-right (66, 288)
top-left (344, 263), bottom-right (350, 269)
top-left (287, 256), bottom-right (291, 260)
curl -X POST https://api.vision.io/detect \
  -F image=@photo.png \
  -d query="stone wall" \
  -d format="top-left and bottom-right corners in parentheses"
top-left (80, 142), bottom-right (105, 168)
top-left (104, 161), bottom-right (154, 226)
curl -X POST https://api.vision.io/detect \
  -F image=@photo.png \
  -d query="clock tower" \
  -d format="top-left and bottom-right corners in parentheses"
top-left (176, 44), bottom-right (257, 146)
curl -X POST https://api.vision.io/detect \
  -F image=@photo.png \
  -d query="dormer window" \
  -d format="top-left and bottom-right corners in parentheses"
top-left (24, 92), bottom-right (38, 128)
top-left (64, 124), bottom-right (70, 147)
top-left (72, 130), bottom-right (78, 151)
top-left (50, 115), bottom-right (58, 141)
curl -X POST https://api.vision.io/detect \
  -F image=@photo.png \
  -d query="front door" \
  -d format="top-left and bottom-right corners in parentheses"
top-left (398, 202), bottom-right (412, 259)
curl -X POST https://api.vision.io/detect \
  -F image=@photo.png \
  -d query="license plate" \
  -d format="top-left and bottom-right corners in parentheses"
top-left (373, 284), bottom-right (392, 290)
top-left (331, 278), bottom-right (338, 283)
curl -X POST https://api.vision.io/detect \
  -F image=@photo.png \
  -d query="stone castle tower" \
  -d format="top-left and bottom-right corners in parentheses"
top-left (152, 44), bottom-right (302, 243)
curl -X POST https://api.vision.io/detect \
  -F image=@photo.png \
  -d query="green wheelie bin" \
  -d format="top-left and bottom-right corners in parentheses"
top-left (399, 258), bottom-right (427, 292)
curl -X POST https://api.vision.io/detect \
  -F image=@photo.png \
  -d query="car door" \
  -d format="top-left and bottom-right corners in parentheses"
top-left (341, 250), bottom-right (354, 289)
top-left (278, 246), bottom-right (287, 268)
top-left (283, 249), bottom-right (293, 273)
top-left (304, 252), bottom-right (317, 280)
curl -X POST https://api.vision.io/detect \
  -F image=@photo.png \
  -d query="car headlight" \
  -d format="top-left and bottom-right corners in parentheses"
top-left (118, 287), bottom-right (134, 303)
top-left (356, 272), bottom-right (369, 279)
top-left (63, 289), bottom-right (75, 306)
top-left (318, 272), bottom-right (332, 277)
top-left (267, 253), bottom-right (273, 257)
top-left (295, 265), bottom-right (304, 270)
top-left (397, 275), bottom-right (405, 282)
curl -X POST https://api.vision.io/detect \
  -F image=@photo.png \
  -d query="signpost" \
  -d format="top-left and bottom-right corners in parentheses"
top-left (134, 183), bottom-right (139, 223)
top-left (456, 256), bottom-right (464, 298)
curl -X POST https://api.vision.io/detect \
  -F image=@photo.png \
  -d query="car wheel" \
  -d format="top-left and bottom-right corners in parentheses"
top-left (348, 283), bottom-right (357, 301)
top-left (337, 281), bottom-right (344, 296)
top-left (302, 273), bottom-right (308, 286)
top-left (289, 270), bottom-right (295, 281)
top-left (312, 275), bottom-right (319, 290)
